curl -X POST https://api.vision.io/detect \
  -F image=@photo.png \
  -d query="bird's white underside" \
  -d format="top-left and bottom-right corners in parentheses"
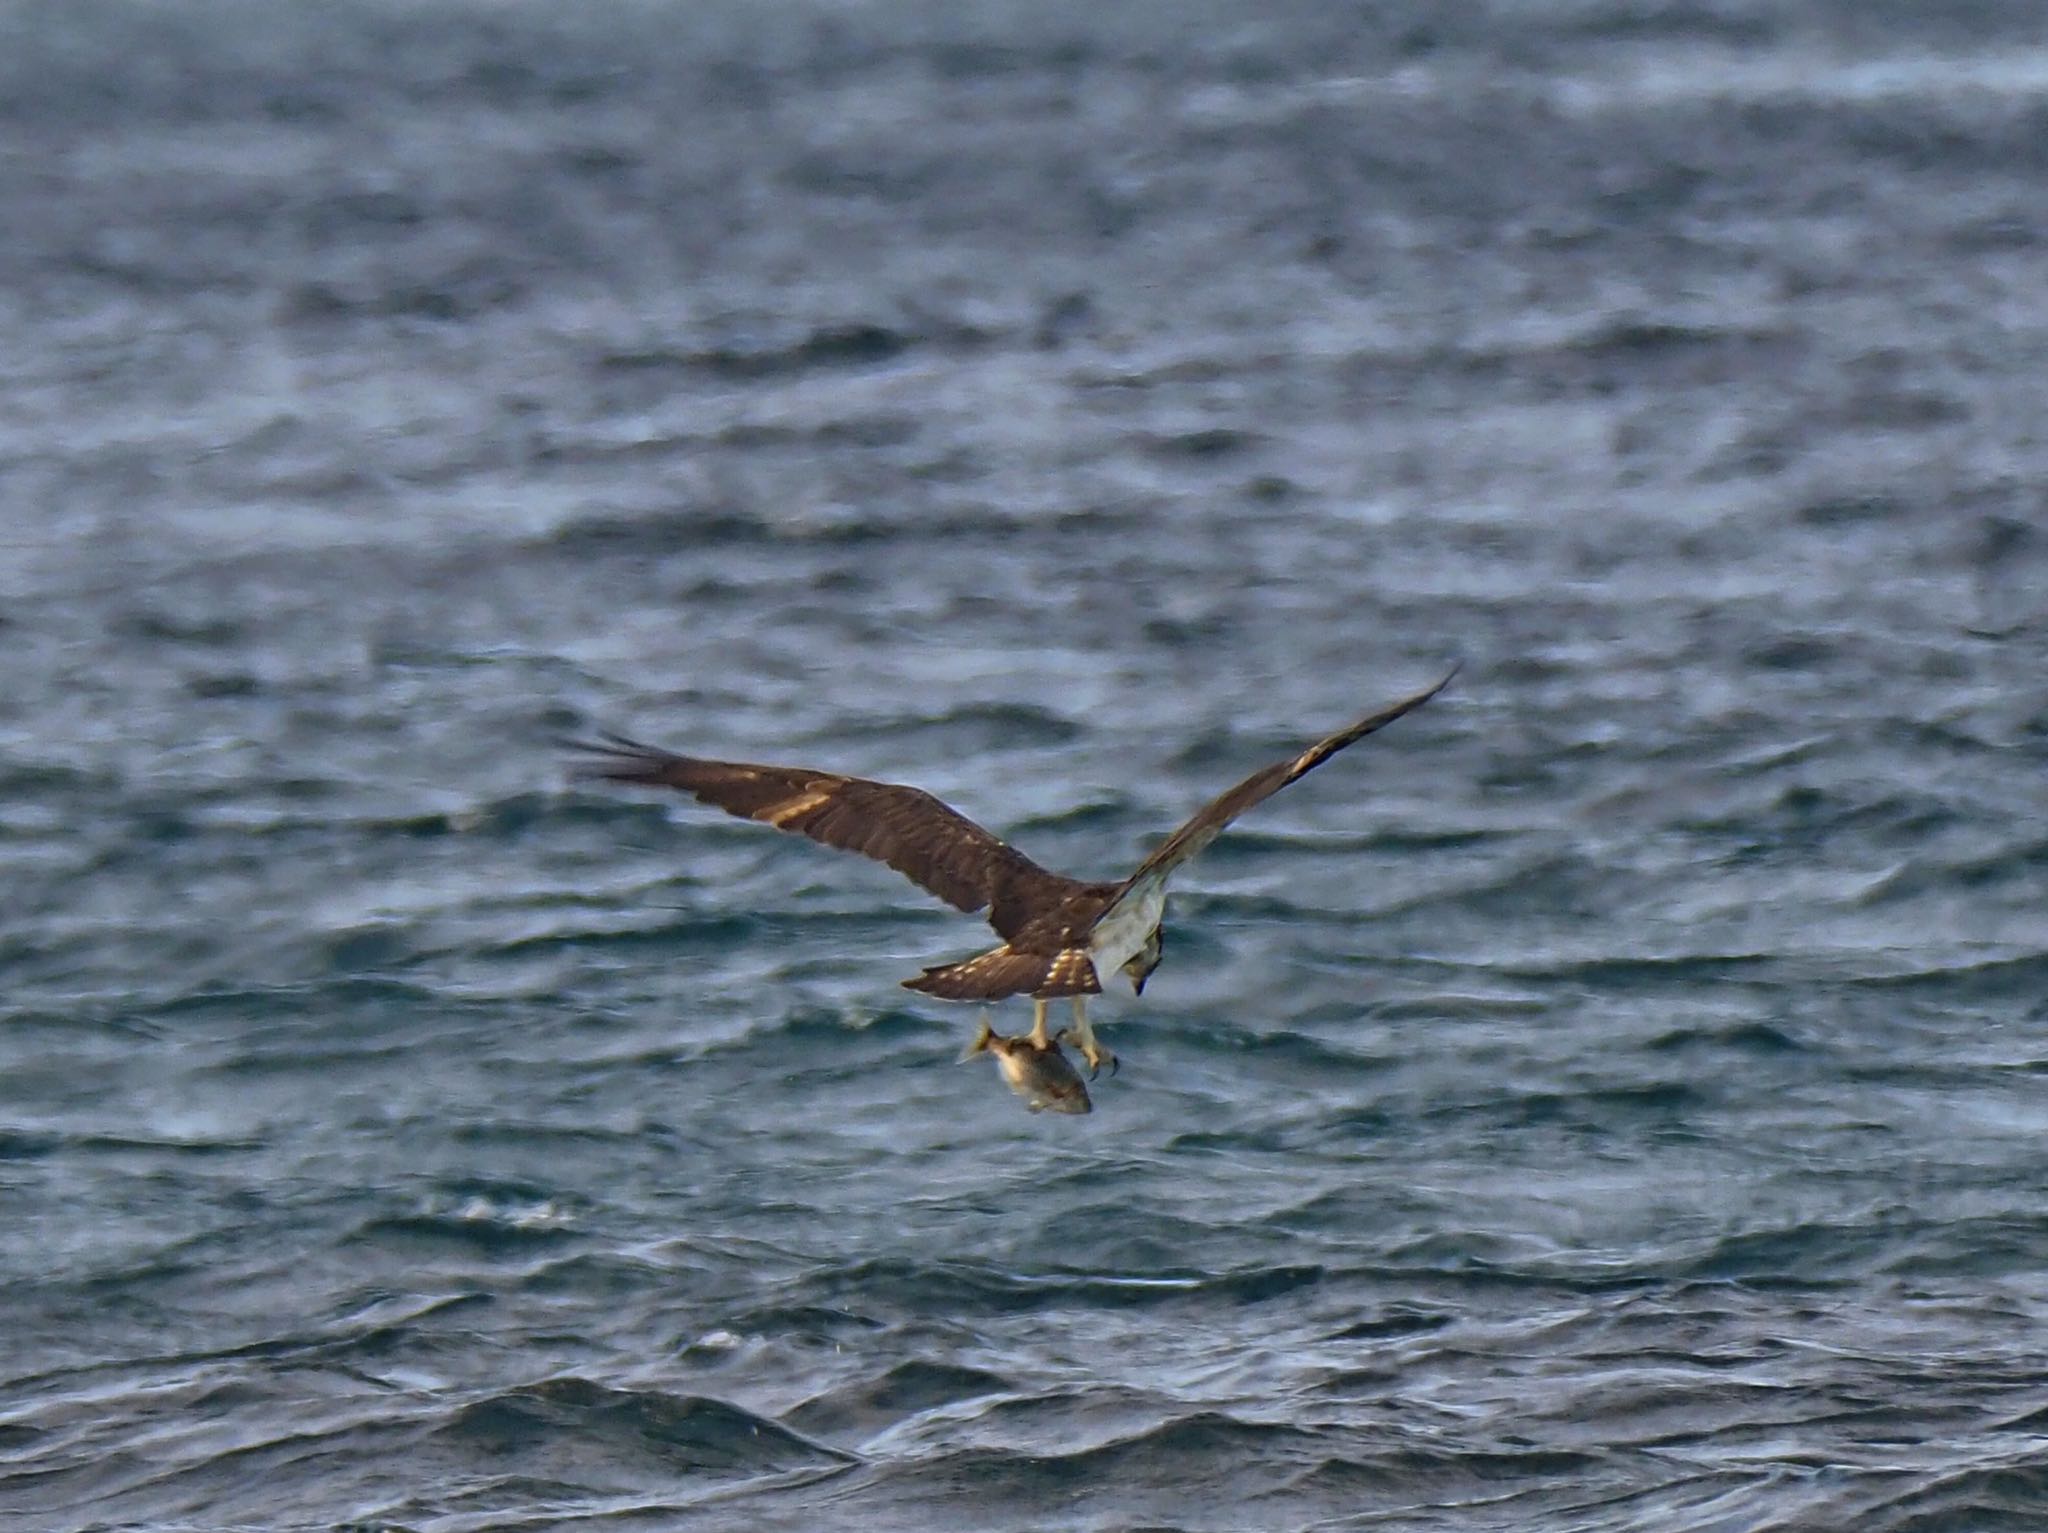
top-left (1089, 874), bottom-right (1166, 976)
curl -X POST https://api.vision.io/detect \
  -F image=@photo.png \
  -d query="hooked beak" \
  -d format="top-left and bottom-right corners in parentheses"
top-left (1131, 972), bottom-right (1148, 996)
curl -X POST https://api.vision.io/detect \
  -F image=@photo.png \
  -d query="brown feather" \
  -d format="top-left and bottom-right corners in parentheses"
top-left (563, 734), bottom-right (1086, 936)
top-left (904, 944), bottom-right (1100, 1001)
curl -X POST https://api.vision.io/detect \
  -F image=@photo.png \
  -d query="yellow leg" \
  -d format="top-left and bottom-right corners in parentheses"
top-left (1067, 996), bottom-right (1117, 1078)
top-left (1025, 998), bottom-right (1050, 1048)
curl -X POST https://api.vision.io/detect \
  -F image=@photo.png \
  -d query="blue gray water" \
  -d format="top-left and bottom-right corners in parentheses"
top-left (5, 2), bottom-right (2048, 1529)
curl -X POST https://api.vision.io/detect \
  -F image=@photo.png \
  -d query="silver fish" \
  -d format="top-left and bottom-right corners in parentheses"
top-left (961, 1014), bottom-right (1092, 1115)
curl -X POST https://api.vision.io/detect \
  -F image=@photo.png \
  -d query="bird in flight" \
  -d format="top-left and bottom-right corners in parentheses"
top-left (567, 666), bottom-right (1457, 1081)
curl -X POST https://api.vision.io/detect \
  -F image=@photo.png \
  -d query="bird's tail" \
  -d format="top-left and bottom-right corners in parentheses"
top-left (959, 1012), bottom-right (996, 1063)
top-left (907, 943), bottom-right (1100, 1000)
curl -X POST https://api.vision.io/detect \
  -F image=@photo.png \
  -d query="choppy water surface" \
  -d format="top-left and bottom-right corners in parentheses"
top-left (4, 2), bottom-right (2048, 1528)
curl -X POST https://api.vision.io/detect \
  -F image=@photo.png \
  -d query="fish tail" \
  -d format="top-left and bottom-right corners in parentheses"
top-left (959, 1012), bottom-right (995, 1062)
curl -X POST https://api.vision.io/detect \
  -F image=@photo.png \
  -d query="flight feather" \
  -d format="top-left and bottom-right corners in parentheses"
top-left (562, 734), bottom-right (1083, 939)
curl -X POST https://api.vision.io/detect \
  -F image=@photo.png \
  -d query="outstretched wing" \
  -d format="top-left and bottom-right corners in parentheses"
top-left (1101, 664), bottom-right (1459, 916)
top-left (564, 734), bottom-right (1083, 938)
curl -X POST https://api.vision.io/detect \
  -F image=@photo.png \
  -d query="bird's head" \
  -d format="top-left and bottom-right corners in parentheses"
top-left (1122, 928), bottom-right (1163, 995)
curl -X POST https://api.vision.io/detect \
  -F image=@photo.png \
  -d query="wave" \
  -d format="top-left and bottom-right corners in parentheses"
top-left (786, 1359), bottom-right (1014, 1438)
top-left (598, 321), bottom-right (917, 383)
top-left (439, 1378), bottom-right (855, 1476)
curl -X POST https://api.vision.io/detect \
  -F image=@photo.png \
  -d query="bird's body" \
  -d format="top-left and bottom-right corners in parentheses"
top-left (1088, 878), bottom-right (1168, 985)
top-left (568, 666), bottom-right (1456, 1081)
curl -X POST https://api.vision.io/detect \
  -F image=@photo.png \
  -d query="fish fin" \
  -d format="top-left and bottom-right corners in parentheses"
top-left (958, 1012), bottom-right (996, 1062)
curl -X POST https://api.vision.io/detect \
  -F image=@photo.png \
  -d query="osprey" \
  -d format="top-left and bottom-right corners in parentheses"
top-left (567, 666), bottom-right (1456, 1078)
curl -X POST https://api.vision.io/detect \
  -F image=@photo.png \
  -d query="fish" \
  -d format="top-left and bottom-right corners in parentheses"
top-left (961, 1014), bottom-right (1093, 1115)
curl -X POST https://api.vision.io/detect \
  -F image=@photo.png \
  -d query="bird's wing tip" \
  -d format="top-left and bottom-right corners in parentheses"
top-left (556, 731), bottom-right (678, 785)
top-left (557, 729), bottom-right (664, 758)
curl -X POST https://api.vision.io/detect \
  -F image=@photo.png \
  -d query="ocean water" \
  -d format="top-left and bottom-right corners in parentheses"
top-left (4, 2), bottom-right (2048, 1529)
